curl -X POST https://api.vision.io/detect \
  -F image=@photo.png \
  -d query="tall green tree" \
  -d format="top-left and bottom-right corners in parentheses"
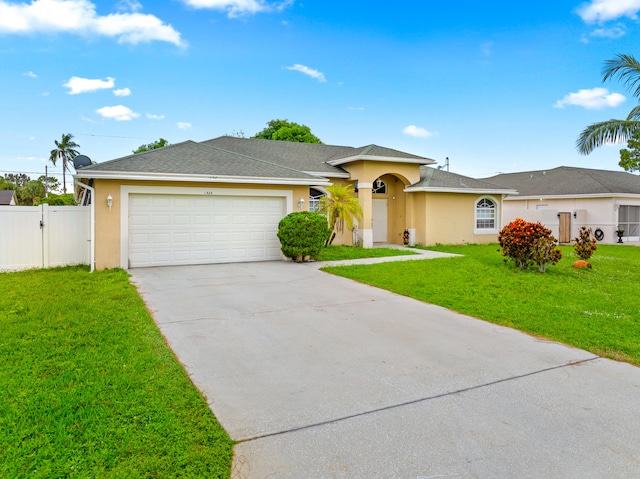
top-left (4, 173), bottom-right (30, 189)
top-left (252, 119), bottom-right (323, 144)
top-left (619, 128), bottom-right (640, 173)
top-left (577, 54), bottom-right (640, 166)
top-left (49, 133), bottom-right (80, 193)
top-left (318, 184), bottom-right (363, 245)
top-left (133, 138), bottom-right (170, 154)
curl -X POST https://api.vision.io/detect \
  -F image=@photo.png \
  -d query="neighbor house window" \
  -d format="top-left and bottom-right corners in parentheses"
top-left (618, 205), bottom-right (640, 237)
top-left (475, 197), bottom-right (497, 233)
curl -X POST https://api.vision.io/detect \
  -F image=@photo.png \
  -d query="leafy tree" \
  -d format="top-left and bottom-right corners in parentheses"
top-left (318, 184), bottom-right (363, 245)
top-left (619, 128), bottom-right (640, 173)
top-left (577, 54), bottom-right (640, 160)
top-left (38, 175), bottom-right (61, 195)
top-left (133, 138), bottom-right (170, 154)
top-left (252, 119), bottom-right (323, 144)
top-left (4, 173), bottom-right (30, 189)
top-left (0, 177), bottom-right (18, 191)
top-left (49, 133), bottom-right (80, 193)
top-left (18, 180), bottom-right (46, 206)
top-left (36, 193), bottom-right (77, 206)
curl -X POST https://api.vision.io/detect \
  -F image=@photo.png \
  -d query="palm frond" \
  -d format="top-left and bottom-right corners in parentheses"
top-left (602, 53), bottom-right (640, 99)
top-left (576, 119), bottom-right (640, 155)
top-left (626, 105), bottom-right (640, 121)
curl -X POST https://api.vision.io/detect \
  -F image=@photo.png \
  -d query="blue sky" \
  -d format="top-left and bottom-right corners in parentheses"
top-left (2, 0), bottom-right (640, 187)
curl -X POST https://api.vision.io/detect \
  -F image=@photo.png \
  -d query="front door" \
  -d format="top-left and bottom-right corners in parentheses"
top-left (559, 212), bottom-right (571, 243)
top-left (372, 199), bottom-right (388, 243)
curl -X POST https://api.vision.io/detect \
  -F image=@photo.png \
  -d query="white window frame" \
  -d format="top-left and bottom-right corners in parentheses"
top-left (474, 196), bottom-right (499, 235)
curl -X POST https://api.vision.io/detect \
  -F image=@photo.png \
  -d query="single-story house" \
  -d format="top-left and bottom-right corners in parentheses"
top-left (486, 166), bottom-right (640, 244)
top-left (74, 136), bottom-right (515, 270)
top-left (0, 190), bottom-right (18, 206)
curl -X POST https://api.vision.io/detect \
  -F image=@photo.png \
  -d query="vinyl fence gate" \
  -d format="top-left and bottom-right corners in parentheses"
top-left (0, 205), bottom-right (90, 272)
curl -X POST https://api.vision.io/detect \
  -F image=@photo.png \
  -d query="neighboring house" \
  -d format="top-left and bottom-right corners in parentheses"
top-left (74, 137), bottom-right (514, 270)
top-left (0, 190), bottom-right (18, 206)
top-left (486, 166), bottom-right (640, 244)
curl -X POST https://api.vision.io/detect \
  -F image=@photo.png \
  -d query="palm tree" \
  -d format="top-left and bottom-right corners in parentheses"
top-left (577, 54), bottom-right (640, 155)
top-left (49, 133), bottom-right (80, 193)
top-left (318, 184), bottom-right (363, 245)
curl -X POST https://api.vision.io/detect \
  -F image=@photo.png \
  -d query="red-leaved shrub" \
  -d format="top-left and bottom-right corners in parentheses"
top-left (498, 218), bottom-right (562, 272)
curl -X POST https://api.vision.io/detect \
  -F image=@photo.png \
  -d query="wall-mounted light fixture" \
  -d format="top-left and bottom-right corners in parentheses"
top-left (298, 198), bottom-right (305, 210)
top-left (573, 212), bottom-right (577, 218)
top-left (107, 194), bottom-right (113, 211)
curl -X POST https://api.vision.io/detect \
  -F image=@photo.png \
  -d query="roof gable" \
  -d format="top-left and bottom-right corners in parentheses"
top-left (0, 190), bottom-right (17, 205)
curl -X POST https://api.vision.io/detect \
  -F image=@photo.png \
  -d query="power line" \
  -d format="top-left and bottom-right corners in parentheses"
top-left (76, 133), bottom-right (150, 140)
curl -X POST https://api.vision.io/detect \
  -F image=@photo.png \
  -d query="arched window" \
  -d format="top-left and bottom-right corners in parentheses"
top-left (372, 178), bottom-right (387, 194)
top-left (475, 197), bottom-right (497, 232)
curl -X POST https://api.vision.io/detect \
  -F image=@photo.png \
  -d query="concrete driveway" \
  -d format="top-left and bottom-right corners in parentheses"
top-left (130, 259), bottom-right (640, 478)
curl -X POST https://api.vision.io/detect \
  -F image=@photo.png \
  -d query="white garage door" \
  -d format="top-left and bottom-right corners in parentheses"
top-left (128, 194), bottom-right (286, 267)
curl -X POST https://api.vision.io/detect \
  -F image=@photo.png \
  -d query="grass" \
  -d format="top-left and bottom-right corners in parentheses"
top-left (0, 266), bottom-right (233, 479)
top-left (322, 243), bottom-right (640, 366)
top-left (315, 244), bottom-right (416, 261)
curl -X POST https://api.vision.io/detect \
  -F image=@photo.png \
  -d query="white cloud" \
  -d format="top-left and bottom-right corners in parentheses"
top-left (177, 121), bottom-right (192, 129)
top-left (577, 0), bottom-right (640, 23)
top-left (96, 105), bottom-right (140, 121)
top-left (0, 0), bottom-right (184, 46)
top-left (590, 24), bottom-right (626, 37)
top-left (285, 64), bottom-right (326, 82)
top-left (402, 125), bottom-right (438, 138)
top-left (113, 87), bottom-right (131, 96)
top-left (554, 87), bottom-right (626, 109)
top-left (146, 113), bottom-right (165, 120)
top-left (23, 71), bottom-right (37, 78)
top-left (181, 0), bottom-right (292, 17)
top-left (64, 76), bottom-right (115, 94)
top-left (348, 106), bottom-right (365, 111)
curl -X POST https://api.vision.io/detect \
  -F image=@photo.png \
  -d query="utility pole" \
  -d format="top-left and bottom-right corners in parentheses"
top-left (44, 165), bottom-right (48, 197)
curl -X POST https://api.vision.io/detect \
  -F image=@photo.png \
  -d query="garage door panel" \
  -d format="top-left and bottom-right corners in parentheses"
top-left (129, 193), bottom-right (285, 267)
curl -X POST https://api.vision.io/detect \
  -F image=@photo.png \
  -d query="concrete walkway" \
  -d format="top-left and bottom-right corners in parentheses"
top-left (130, 255), bottom-right (640, 478)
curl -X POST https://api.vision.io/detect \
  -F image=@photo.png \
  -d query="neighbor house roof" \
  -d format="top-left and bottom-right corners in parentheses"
top-left (405, 167), bottom-right (517, 195)
top-left (0, 190), bottom-right (17, 205)
top-left (485, 166), bottom-right (640, 198)
top-left (75, 136), bottom-right (435, 185)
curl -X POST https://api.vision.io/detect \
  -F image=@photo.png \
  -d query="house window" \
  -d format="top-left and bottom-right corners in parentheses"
top-left (309, 188), bottom-right (325, 213)
top-left (619, 205), bottom-right (640, 237)
top-left (475, 197), bottom-right (497, 233)
top-left (372, 178), bottom-right (387, 194)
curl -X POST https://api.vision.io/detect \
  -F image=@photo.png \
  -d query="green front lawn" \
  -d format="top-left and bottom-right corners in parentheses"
top-left (323, 244), bottom-right (640, 365)
top-left (0, 266), bottom-right (232, 479)
top-left (316, 245), bottom-right (416, 261)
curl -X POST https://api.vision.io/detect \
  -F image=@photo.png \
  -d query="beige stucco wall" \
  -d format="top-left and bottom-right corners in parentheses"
top-left (412, 192), bottom-right (500, 245)
top-left (502, 196), bottom-right (640, 244)
top-left (91, 179), bottom-right (310, 270)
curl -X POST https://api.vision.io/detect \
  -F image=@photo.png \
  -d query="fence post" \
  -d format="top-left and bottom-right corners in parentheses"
top-left (42, 204), bottom-right (49, 268)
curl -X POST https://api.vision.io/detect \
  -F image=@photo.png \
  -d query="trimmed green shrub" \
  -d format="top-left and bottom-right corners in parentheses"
top-left (277, 211), bottom-right (331, 261)
top-left (573, 226), bottom-right (598, 260)
top-left (499, 218), bottom-right (562, 271)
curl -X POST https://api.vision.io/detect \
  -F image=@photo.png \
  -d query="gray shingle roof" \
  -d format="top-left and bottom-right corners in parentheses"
top-left (0, 190), bottom-right (17, 205)
top-left (409, 167), bottom-right (515, 192)
top-left (79, 140), bottom-right (322, 180)
top-left (78, 136), bottom-right (435, 181)
top-left (485, 167), bottom-right (640, 196)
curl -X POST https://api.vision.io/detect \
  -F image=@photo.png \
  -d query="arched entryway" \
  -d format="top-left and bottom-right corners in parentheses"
top-left (371, 174), bottom-right (408, 244)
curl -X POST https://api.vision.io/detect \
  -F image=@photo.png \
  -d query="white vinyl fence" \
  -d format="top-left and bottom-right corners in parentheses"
top-left (0, 205), bottom-right (90, 272)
